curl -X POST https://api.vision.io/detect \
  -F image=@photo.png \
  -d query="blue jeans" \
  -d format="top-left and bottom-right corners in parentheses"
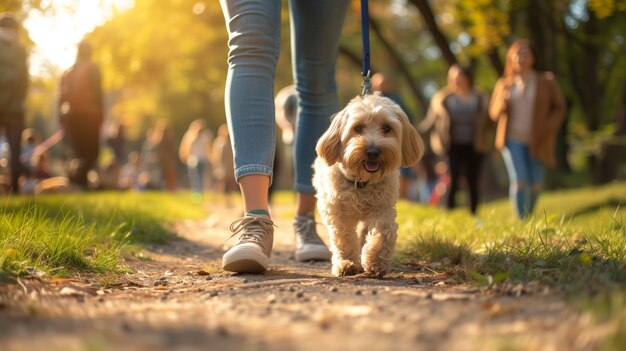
top-left (188, 161), bottom-right (206, 194)
top-left (220, 0), bottom-right (350, 193)
top-left (501, 140), bottom-right (545, 219)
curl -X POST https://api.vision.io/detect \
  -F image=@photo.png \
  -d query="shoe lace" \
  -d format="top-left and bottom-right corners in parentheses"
top-left (295, 216), bottom-right (324, 245)
top-left (226, 216), bottom-right (275, 250)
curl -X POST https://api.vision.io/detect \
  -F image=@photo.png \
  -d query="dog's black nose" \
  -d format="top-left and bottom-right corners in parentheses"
top-left (366, 147), bottom-right (380, 159)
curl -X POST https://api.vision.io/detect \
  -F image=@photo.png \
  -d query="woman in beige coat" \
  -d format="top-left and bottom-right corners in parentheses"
top-left (419, 65), bottom-right (492, 214)
top-left (489, 39), bottom-right (566, 219)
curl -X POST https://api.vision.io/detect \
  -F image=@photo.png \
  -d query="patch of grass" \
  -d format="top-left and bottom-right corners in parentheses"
top-left (0, 191), bottom-right (207, 278)
top-left (397, 182), bottom-right (626, 292)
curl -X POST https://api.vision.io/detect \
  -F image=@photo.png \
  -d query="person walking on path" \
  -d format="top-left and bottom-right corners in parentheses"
top-left (419, 65), bottom-right (492, 214)
top-left (489, 39), bottom-right (566, 219)
top-left (219, 0), bottom-right (350, 273)
top-left (59, 40), bottom-right (104, 190)
top-left (211, 123), bottom-right (237, 207)
top-left (0, 13), bottom-right (28, 194)
top-left (179, 119), bottom-right (213, 202)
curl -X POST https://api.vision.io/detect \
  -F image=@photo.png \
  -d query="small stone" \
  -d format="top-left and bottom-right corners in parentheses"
top-left (216, 326), bottom-right (229, 337)
top-left (288, 286), bottom-right (296, 292)
top-left (329, 286), bottom-right (338, 292)
top-left (355, 290), bottom-right (362, 296)
top-left (267, 294), bottom-right (277, 303)
top-left (121, 322), bottom-right (132, 332)
top-left (371, 289), bottom-right (378, 295)
top-left (296, 291), bottom-right (304, 298)
top-left (206, 276), bottom-right (213, 281)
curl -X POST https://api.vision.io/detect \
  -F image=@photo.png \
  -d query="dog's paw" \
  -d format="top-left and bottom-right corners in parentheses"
top-left (332, 260), bottom-right (364, 277)
top-left (363, 261), bottom-right (390, 278)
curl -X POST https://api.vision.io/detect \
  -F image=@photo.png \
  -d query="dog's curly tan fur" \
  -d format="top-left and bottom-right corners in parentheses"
top-left (313, 94), bottom-right (423, 277)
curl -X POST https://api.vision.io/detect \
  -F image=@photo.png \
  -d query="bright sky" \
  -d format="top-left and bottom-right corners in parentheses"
top-left (23, 0), bottom-right (134, 76)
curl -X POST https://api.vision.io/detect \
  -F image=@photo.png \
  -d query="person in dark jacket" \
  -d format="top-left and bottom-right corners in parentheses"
top-left (0, 13), bottom-right (28, 193)
top-left (59, 40), bottom-right (104, 189)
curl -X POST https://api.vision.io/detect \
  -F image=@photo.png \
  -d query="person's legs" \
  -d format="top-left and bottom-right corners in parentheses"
top-left (501, 141), bottom-right (531, 219)
top-left (466, 150), bottom-right (484, 215)
top-left (5, 116), bottom-right (23, 193)
top-left (220, 0), bottom-right (281, 273)
top-left (290, 0), bottom-right (349, 261)
top-left (222, 0), bottom-right (280, 185)
top-left (528, 155), bottom-right (545, 214)
top-left (446, 145), bottom-right (462, 210)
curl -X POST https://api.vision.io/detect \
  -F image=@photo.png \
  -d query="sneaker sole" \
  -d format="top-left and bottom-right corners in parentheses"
top-left (222, 246), bottom-right (269, 274)
top-left (295, 245), bottom-right (332, 262)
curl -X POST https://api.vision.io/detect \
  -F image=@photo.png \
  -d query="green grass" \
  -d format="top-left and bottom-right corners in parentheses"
top-left (0, 191), bottom-right (207, 279)
top-left (396, 182), bottom-right (626, 291)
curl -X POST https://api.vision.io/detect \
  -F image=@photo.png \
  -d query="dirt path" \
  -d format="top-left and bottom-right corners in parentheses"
top-left (0, 202), bottom-right (604, 350)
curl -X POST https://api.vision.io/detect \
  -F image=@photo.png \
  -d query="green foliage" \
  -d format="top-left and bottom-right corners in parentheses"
top-left (86, 0), bottom-right (229, 138)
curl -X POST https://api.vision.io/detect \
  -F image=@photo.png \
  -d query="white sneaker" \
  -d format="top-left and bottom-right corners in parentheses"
top-left (222, 215), bottom-right (275, 273)
top-left (294, 215), bottom-right (331, 262)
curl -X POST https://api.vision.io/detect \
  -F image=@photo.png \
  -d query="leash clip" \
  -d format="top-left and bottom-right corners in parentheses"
top-left (360, 70), bottom-right (372, 96)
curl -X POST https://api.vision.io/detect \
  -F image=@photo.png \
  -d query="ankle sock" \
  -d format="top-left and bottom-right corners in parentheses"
top-left (296, 212), bottom-right (315, 220)
top-left (247, 209), bottom-right (270, 218)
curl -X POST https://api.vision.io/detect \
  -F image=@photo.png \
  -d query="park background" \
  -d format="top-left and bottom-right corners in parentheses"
top-left (1, 0), bottom-right (624, 193)
top-left (1, 1), bottom-right (626, 350)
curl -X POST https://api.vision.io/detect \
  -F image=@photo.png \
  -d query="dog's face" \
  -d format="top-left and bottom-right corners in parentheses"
top-left (316, 94), bottom-right (423, 183)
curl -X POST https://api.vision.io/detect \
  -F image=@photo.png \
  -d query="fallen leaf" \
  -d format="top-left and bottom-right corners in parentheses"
top-left (59, 285), bottom-right (100, 297)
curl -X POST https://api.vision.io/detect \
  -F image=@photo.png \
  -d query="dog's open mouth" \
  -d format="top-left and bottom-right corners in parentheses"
top-left (363, 161), bottom-right (381, 173)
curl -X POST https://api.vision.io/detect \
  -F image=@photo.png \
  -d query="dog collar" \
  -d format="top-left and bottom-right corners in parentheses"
top-left (343, 175), bottom-right (368, 189)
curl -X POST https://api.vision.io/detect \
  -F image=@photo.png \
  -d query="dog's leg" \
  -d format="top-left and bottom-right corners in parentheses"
top-left (324, 217), bottom-right (363, 277)
top-left (361, 209), bottom-right (398, 277)
top-left (357, 221), bottom-right (368, 249)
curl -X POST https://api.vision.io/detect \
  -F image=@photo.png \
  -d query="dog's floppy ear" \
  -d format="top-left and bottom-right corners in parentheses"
top-left (394, 105), bottom-right (424, 167)
top-left (316, 110), bottom-right (346, 165)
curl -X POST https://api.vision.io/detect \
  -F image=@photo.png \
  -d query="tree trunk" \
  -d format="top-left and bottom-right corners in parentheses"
top-left (487, 49), bottom-right (504, 77)
top-left (594, 88), bottom-right (626, 184)
top-left (368, 16), bottom-right (428, 114)
top-left (408, 0), bottom-right (457, 67)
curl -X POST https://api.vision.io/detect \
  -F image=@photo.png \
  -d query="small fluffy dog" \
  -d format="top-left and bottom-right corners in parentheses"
top-left (313, 93), bottom-right (423, 277)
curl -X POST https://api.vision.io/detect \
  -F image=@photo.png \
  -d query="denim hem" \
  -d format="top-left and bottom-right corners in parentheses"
top-left (294, 183), bottom-right (315, 194)
top-left (235, 165), bottom-right (274, 184)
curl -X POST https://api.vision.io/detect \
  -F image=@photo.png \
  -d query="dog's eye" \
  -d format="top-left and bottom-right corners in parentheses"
top-left (354, 125), bottom-right (364, 134)
top-left (382, 124), bottom-right (391, 133)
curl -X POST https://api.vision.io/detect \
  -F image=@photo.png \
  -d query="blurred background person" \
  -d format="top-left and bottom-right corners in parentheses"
top-left (119, 150), bottom-right (142, 190)
top-left (156, 120), bottom-right (177, 192)
top-left (139, 127), bottom-right (162, 190)
top-left (179, 119), bottom-right (213, 202)
top-left (489, 39), bottom-right (565, 219)
top-left (20, 128), bottom-right (40, 179)
top-left (419, 65), bottom-right (492, 215)
top-left (272, 84), bottom-right (298, 197)
top-left (0, 13), bottom-right (28, 194)
top-left (212, 123), bottom-right (237, 207)
top-left (59, 39), bottom-right (104, 190)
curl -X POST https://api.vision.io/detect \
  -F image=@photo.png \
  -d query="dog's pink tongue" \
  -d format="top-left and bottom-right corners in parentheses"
top-left (364, 161), bottom-right (380, 172)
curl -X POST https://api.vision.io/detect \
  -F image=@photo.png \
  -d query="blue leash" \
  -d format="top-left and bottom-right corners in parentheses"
top-left (360, 0), bottom-right (372, 96)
